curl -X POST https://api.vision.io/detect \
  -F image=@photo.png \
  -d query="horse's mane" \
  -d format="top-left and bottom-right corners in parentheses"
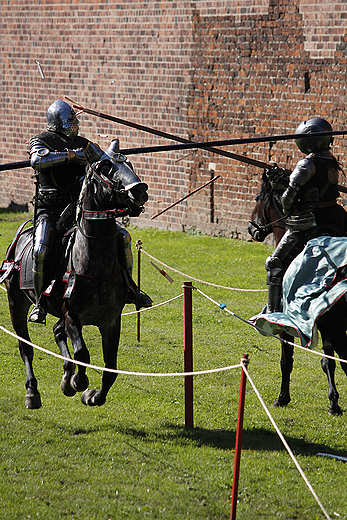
top-left (257, 172), bottom-right (283, 214)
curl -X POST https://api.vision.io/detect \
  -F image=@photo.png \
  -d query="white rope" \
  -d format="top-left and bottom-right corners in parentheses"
top-left (122, 293), bottom-right (183, 315)
top-left (242, 363), bottom-right (332, 520)
top-left (194, 286), bottom-right (347, 366)
top-left (140, 247), bottom-right (267, 292)
top-left (0, 324), bottom-right (241, 377)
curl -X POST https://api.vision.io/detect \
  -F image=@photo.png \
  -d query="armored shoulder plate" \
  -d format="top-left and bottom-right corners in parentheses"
top-left (289, 157), bottom-right (316, 187)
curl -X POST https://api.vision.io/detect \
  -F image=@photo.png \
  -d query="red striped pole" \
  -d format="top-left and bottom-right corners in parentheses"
top-left (183, 281), bottom-right (193, 428)
top-left (136, 240), bottom-right (142, 342)
top-left (230, 354), bottom-right (249, 520)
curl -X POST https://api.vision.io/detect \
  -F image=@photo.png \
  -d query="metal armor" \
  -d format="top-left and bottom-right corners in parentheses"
top-left (295, 118), bottom-right (333, 155)
top-left (265, 119), bottom-right (342, 313)
top-left (46, 99), bottom-right (80, 140)
top-left (30, 140), bottom-right (86, 173)
top-left (117, 225), bottom-right (133, 275)
top-left (282, 156), bottom-right (318, 231)
top-left (265, 229), bottom-right (308, 312)
top-left (31, 217), bottom-right (56, 321)
top-left (265, 166), bottom-right (290, 192)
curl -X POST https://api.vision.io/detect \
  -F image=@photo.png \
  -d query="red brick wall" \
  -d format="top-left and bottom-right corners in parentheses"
top-left (1, 0), bottom-right (347, 238)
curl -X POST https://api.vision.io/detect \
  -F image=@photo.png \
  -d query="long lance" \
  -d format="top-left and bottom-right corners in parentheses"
top-left (65, 97), bottom-right (269, 169)
top-left (151, 175), bottom-right (221, 219)
top-left (1, 127), bottom-right (347, 194)
top-left (120, 130), bottom-right (347, 155)
top-left (0, 160), bottom-right (30, 172)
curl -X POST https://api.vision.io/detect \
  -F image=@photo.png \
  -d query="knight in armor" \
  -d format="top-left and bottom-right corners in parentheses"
top-left (265, 117), bottom-right (347, 312)
top-left (28, 99), bottom-right (152, 323)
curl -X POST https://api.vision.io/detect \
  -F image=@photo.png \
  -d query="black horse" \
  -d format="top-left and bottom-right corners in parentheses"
top-left (2, 143), bottom-right (148, 409)
top-left (249, 172), bottom-right (347, 415)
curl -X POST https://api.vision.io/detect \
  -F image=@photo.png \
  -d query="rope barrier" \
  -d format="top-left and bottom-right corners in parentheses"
top-left (121, 293), bottom-right (183, 315)
top-left (0, 277), bottom-right (338, 518)
top-left (242, 363), bottom-right (332, 520)
top-left (0, 275), bottom-right (182, 316)
top-left (0, 324), bottom-right (241, 377)
top-left (140, 247), bottom-right (267, 292)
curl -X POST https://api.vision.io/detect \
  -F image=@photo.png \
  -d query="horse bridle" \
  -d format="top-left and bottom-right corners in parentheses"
top-left (77, 162), bottom-right (129, 240)
top-left (249, 214), bottom-right (287, 234)
top-left (249, 189), bottom-right (288, 235)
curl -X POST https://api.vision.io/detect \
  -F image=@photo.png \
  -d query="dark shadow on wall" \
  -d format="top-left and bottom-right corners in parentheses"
top-left (0, 201), bottom-right (29, 213)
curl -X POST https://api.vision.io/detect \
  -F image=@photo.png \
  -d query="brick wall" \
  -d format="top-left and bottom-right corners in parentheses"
top-left (1, 0), bottom-right (347, 239)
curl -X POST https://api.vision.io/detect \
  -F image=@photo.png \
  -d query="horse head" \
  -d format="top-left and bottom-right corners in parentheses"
top-left (248, 172), bottom-right (286, 244)
top-left (81, 140), bottom-right (148, 217)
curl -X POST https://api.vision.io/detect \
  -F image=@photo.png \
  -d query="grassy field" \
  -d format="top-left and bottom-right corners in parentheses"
top-left (0, 212), bottom-right (347, 519)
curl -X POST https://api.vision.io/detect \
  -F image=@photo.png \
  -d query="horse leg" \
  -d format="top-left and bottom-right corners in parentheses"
top-left (81, 317), bottom-right (121, 407)
top-left (53, 318), bottom-right (76, 397)
top-left (6, 280), bottom-right (42, 409)
top-left (273, 333), bottom-right (294, 407)
top-left (65, 313), bottom-right (89, 392)
top-left (320, 344), bottom-right (341, 415)
top-left (319, 314), bottom-right (347, 415)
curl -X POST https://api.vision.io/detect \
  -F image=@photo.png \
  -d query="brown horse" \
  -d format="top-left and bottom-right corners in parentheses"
top-left (249, 172), bottom-right (347, 415)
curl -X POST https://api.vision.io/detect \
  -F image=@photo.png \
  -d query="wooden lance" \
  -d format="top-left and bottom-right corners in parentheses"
top-left (65, 97), bottom-right (271, 169)
top-left (151, 175), bottom-right (221, 219)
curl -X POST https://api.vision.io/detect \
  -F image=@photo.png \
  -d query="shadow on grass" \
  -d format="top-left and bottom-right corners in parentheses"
top-left (117, 423), bottom-right (347, 460)
top-left (23, 410), bottom-right (347, 461)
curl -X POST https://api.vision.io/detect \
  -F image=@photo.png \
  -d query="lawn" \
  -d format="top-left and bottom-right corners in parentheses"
top-left (0, 212), bottom-right (346, 519)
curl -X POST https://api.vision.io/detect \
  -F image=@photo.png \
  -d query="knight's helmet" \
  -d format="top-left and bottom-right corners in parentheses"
top-left (46, 99), bottom-right (80, 140)
top-left (295, 117), bottom-right (333, 154)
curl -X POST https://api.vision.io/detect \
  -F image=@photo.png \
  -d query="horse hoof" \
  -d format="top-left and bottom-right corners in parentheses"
top-left (81, 389), bottom-right (98, 406)
top-left (61, 376), bottom-right (77, 397)
top-left (329, 405), bottom-right (343, 416)
top-left (273, 398), bottom-right (289, 408)
top-left (25, 392), bottom-right (42, 409)
top-left (71, 374), bottom-right (89, 392)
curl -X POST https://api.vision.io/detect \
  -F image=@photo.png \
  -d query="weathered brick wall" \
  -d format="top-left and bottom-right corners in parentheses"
top-left (0, 0), bottom-right (194, 231)
top-left (184, 0), bottom-right (347, 237)
top-left (1, 0), bottom-right (347, 239)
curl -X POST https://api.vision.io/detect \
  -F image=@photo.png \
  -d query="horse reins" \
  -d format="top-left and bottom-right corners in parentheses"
top-left (249, 214), bottom-right (287, 234)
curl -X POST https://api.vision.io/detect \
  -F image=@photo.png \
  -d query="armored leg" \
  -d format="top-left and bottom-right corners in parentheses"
top-left (265, 229), bottom-right (306, 313)
top-left (117, 225), bottom-right (133, 275)
top-left (28, 218), bottom-right (55, 324)
top-left (116, 225), bottom-right (152, 309)
top-left (265, 255), bottom-right (283, 313)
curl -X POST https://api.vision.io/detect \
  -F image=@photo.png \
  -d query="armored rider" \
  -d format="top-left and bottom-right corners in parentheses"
top-left (28, 99), bottom-right (152, 323)
top-left (265, 117), bottom-right (347, 312)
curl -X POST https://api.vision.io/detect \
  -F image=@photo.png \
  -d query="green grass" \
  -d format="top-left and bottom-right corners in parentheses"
top-left (0, 213), bottom-right (347, 519)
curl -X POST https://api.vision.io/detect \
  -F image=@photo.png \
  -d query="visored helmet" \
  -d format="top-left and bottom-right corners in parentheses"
top-left (295, 117), bottom-right (333, 154)
top-left (46, 99), bottom-right (79, 140)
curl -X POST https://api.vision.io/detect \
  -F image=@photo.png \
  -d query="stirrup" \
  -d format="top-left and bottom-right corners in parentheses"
top-left (28, 304), bottom-right (46, 324)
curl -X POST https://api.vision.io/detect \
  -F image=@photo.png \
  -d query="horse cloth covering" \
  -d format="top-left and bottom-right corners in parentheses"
top-left (250, 236), bottom-right (347, 349)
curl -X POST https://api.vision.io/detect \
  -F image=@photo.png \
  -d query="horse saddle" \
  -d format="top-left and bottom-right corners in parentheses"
top-left (0, 221), bottom-right (126, 304)
top-left (0, 222), bottom-right (34, 289)
top-left (0, 222), bottom-right (69, 291)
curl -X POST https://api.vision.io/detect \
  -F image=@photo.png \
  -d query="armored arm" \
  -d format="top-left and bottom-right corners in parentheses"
top-left (281, 157), bottom-right (316, 215)
top-left (265, 165), bottom-right (291, 191)
top-left (30, 138), bottom-right (87, 172)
